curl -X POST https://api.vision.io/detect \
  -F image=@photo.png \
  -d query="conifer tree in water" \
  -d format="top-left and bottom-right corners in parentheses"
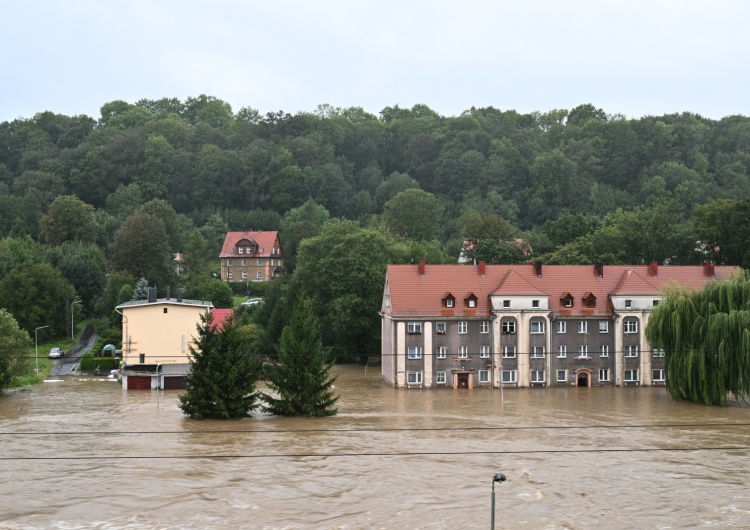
top-left (179, 312), bottom-right (261, 419)
top-left (261, 297), bottom-right (338, 416)
top-left (646, 271), bottom-right (750, 406)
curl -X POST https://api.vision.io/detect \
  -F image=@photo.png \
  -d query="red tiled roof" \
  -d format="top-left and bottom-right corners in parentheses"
top-left (219, 231), bottom-right (282, 258)
top-left (385, 263), bottom-right (738, 318)
top-left (208, 309), bottom-right (234, 332)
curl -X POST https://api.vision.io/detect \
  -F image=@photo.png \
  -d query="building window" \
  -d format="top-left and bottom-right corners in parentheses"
top-left (599, 321), bottom-right (609, 333)
top-left (532, 300), bottom-right (540, 308)
top-left (652, 348), bottom-right (665, 358)
top-left (599, 369), bottom-right (610, 382)
top-left (480, 321), bottom-right (489, 334)
top-left (257, 259), bottom-right (263, 266)
top-left (270, 259), bottom-right (274, 266)
top-left (564, 299), bottom-right (573, 307)
top-left (479, 370), bottom-right (490, 384)
top-left (626, 345), bottom-right (639, 357)
top-left (652, 369), bottom-right (666, 382)
top-left (458, 346), bottom-right (468, 358)
top-left (436, 371), bottom-right (447, 384)
top-left (468, 299), bottom-right (476, 308)
top-left (435, 322), bottom-right (446, 335)
top-left (407, 322), bottom-right (422, 335)
top-left (246, 247), bottom-right (253, 254)
top-left (502, 346), bottom-right (516, 358)
top-left (407, 346), bottom-right (422, 359)
top-left (502, 370), bottom-right (517, 383)
top-left (407, 371), bottom-right (422, 384)
top-left (624, 320), bottom-right (638, 334)
top-left (480, 346), bottom-right (490, 358)
top-left (163, 308), bottom-right (168, 314)
top-left (557, 321), bottom-right (566, 333)
top-left (530, 321), bottom-right (545, 334)
top-left (242, 259), bottom-right (248, 266)
top-left (238, 247), bottom-right (244, 254)
top-left (241, 272), bottom-right (248, 279)
top-left (653, 300), bottom-right (660, 307)
top-left (625, 369), bottom-right (639, 383)
top-left (557, 345), bottom-right (567, 358)
top-left (458, 321), bottom-right (467, 334)
top-left (578, 345), bottom-right (589, 358)
top-left (436, 346), bottom-right (447, 359)
top-left (599, 345), bottom-right (609, 357)
top-left (446, 299), bottom-right (454, 308)
top-left (501, 321), bottom-right (516, 334)
top-left (139, 353), bottom-right (145, 363)
top-left (227, 259), bottom-right (233, 266)
top-left (578, 321), bottom-right (588, 334)
top-left (227, 272), bottom-right (233, 279)
top-left (503, 300), bottom-right (510, 308)
top-left (257, 272), bottom-right (262, 279)
top-left (625, 299), bottom-right (633, 309)
top-left (557, 370), bottom-right (567, 382)
top-left (531, 346), bottom-right (545, 358)
top-left (531, 370), bottom-right (545, 383)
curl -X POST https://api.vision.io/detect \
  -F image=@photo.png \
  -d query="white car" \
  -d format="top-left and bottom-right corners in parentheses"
top-left (241, 298), bottom-right (263, 307)
top-left (48, 347), bottom-right (65, 359)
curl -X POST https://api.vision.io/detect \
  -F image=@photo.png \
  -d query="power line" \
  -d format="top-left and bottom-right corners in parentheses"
top-left (1, 446), bottom-right (748, 461)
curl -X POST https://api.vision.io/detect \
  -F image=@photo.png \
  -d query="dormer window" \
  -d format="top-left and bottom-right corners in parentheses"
top-left (561, 293), bottom-right (574, 308)
top-left (582, 292), bottom-right (597, 308)
top-left (442, 293), bottom-right (456, 308)
top-left (465, 293), bottom-right (478, 308)
top-left (446, 299), bottom-right (454, 308)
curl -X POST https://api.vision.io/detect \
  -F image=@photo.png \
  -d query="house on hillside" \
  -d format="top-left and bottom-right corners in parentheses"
top-left (117, 289), bottom-right (232, 390)
top-left (381, 261), bottom-right (737, 390)
top-left (219, 231), bottom-right (284, 282)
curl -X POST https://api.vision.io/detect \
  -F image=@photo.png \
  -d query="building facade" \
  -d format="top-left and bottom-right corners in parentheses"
top-left (219, 231), bottom-right (284, 282)
top-left (381, 261), bottom-right (736, 390)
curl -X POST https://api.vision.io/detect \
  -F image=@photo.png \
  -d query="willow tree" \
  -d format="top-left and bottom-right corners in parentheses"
top-left (646, 271), bottom-right (750, 405)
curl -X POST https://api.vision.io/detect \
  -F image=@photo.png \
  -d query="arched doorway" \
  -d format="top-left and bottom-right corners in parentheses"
top-left (574, 368), bottom-right (593, 388)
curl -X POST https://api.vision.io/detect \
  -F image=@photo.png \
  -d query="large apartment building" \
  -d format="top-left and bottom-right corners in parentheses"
top-left (219, 231), bottom-right (284, 282)
top-left (381, 261), bottom-right (737, 390)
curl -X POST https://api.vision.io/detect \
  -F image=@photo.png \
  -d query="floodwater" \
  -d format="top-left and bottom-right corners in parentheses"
top-left (1, 366), bottom-right (750, 529)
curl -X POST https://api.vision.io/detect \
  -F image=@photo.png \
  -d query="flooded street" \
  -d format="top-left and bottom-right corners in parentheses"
top-left (1, 365), bottom-right (750, 529)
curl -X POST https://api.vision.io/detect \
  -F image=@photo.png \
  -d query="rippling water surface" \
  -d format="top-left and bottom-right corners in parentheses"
top-left (1, 366), bottom-right (749, 529)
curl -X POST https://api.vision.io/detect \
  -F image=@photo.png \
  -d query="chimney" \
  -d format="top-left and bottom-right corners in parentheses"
top-left (478, 261), bottom-right (486, 277)
top-left (594, 263), bottom-right (604, 278)
top-left (176, 289), bottom-right (184, 302)
top-left (418, 260), bottom-right (426, 277)
top-left (148, 288), bottom-right (157, 303)
top-left (166, 287), bottom-right (171, 299)
top-left (704, 262), bottom-right (715, 278)
top-left (649, 262), bottom-right (658, 277)
top-left (534, 261), bottom-right (543, 278)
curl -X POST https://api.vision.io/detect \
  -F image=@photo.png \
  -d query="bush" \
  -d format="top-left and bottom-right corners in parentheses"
top-left (80, 352), bottom-right (118, 371)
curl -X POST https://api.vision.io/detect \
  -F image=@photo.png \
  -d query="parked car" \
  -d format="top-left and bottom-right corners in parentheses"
top-left (48, 347), bottom-right (65, 359)
top-left (241, 297), bottom-right (263, 307)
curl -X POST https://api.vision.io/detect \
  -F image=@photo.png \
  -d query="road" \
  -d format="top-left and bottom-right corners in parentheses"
top-left (48, 326), bottom-right (100, 377)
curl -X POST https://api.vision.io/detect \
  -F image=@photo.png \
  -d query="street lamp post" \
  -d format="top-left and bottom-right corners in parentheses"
top-left (35, 326), bottom-right (49, 378)
top-left (71, 300), bottom-right (81, 340)
top-left (491, 473), bottom-right (506, 530)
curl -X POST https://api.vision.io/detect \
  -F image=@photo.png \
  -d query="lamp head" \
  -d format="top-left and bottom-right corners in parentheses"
top-left (493, 473), bottom-right (506, 483)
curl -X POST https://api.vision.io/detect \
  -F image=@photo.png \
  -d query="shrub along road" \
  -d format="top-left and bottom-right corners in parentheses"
top-left (48, 325), bottom-right (100, 377)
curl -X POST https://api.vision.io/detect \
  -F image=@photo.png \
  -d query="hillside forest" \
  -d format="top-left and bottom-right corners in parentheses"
top-left (2, 95), bottom-right (750, 368)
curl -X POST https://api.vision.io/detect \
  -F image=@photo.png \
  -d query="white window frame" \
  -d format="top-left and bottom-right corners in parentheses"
top-left (478, 370), bottom-right (490, 384)
top-left (652, 348), bottom-right (665, 358)
top-left (446, 299), bottom-right (454, 308)
top-left (227, 259), bottom-right (233, 266)
top-left (557, 345), bottom-right (567, 358)
top-left (241, 259), bottom-right (248, 266)
top-left (564, 298), bottom-right (573, 308)
top-left (502, 300), bottom-right (511, 308)
top-left (532, 300), bottom-right (540, 308)
top-left (257, 259), bottom-right (263, 266)
top-left (407, 322), bottom-right (422, 335)
top-left (624, 369), bottom-right (639, 382)
top-left (458, 321), bottom-right (468, 334)
top-left (531, 346), bottom-right (545, 358)
top-left (578, 345), bottom-right (589, 358)
top-left (557, 321), bottom-right (566, 333)
top-left (624, 320), bottom-right (638, 334)
top-left (599, 321), bottom-right (609, 333)
top-left (458, 346), bottom-right (468, 358)
top-left (502, 370), bottom-right (517, 383)
top-left (652, 369), bottom-right (666, 382)
top-left (599, 345), bottom-right (609, 358)
top-left (227, 272), bottom-right (233, 279)
top-left (238, 247), bottom-right (244, 255)
top-left (530, 321), bottom-right (545, 334)
top-left (436, 371), bottom-right (447, 384)
top-left (578, 321), bottom-right (588, 334)
top-left (407, 346), bottom-right (422, 359)
top-left (435, 322), bottom-right (446, 335)
top-left (625, 299), bottom-right (633, 309)
top-left (501, 321), bottom-right (516, 334)
top-left (625, 345), bottom-right (639, 358)
top-left (407, 371), bottom-right (422, 384)
top-left (436, 346), bottom-right (447, 359)
top-left (531, 370), bottom-right (545, 383)
top-left (480, 345), bottom-right (490, 358)
top-left (599, 369), bottom-right (610, 382)
top-left (241, 271), bottom-right (248, 279)
top-left (468, 299), bottom-right (476, 308)
top-left (502, 346), bottom-right (516, 358)
top-left (256, 271), bottom-right (262, 279)
top-left (480, 321), bottom-right (489, 334)
top-left (557, 369), bottom-right (567, 382)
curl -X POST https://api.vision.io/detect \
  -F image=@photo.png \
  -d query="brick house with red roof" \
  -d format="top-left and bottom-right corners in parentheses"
top-left (219, 231), bottom-right (284, 282)
top-left (381, 261), bottom-right (737, 390)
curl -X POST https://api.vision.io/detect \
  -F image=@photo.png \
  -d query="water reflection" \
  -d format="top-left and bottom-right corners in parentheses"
top-left (1, 367), bottom-right (749, 528)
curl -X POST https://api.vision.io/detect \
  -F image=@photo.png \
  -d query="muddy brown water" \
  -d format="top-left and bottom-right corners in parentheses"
top-left (1, 365), bottom-right (749, 529)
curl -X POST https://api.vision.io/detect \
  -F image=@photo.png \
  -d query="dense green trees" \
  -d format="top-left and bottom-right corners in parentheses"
top-left (0, 309), bottom-right (33, 392)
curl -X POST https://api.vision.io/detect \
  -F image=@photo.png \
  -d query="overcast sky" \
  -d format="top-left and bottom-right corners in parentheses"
top-left (2, 0), bottom-right (749, 123)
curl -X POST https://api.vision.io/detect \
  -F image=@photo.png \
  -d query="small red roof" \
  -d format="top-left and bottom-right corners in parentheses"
top-left (220, 231), bottom-right (282, 258)
top-left (209, 309), bottom-right (234, 332)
